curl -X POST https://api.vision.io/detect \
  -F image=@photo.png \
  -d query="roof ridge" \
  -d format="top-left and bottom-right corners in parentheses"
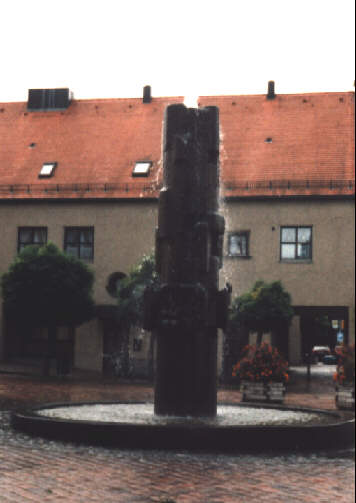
top-left (1, 90), bottom-right (353, 107)
top-left (199, 91), bottom-right (355, 99)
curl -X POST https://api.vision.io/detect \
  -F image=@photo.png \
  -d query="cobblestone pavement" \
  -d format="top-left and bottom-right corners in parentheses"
top-left (0, 371), bottom-right (354, 502)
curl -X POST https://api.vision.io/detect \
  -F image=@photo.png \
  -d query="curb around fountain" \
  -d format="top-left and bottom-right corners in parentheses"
top-left (11, 401), bottom-right (355, 452)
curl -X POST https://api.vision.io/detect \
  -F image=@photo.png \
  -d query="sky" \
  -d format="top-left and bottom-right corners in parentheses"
top-left (0, 0), bottom-right (354, 102)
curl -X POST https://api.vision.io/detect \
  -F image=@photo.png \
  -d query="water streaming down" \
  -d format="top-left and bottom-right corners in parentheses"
top-left (218, 125), bottom-right (236, 381)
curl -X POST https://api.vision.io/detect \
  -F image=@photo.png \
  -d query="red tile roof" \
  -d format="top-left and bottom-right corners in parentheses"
top-left (200, 92), bottom-right (355, 198)
top-left (0, 91), bottom-right (354, 200)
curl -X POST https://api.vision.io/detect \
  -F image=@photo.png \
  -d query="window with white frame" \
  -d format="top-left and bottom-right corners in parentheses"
top-left (280, 226), bottom-right (312, 260)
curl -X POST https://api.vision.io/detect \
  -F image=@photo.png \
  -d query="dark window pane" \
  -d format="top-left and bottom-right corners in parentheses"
top-left (240, 236), bottom-right (247, 256)
top-left (18, 227), bottom-right (47, 253)
top-left (229, 235), bottom-right (239, 255)
top-left (19, 228), bottom-right (33, 243)
top-left (281, 226), bottom-right (312, 260)
top-left (297, 243), bottom-right (311, 258)
top-left (281, 228), bottom-right (296, 243)
top-left (65, 227), bottom-right (93, 262)
top-left (298, 227), bottom-right (311, 243)
top-left (65, 245), bottom-right (79, 258)
top-left (281, 244), bottom-right (295, 259)
top-left (33, 228), bottom-right (46, 244)
top-left (80, 244), bottom-right (93, 260)
top-left (80, 229), bottom-right (93, 243)
top-left (66, 229), bottom-right (78, 243)
top-left (229, 233), bottom-right (248, 256)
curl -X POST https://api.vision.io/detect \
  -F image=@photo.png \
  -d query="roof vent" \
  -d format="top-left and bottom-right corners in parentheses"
top-left (267, 81), bottom-right (276, 99)
top-left (27, 88), bottom-right (72, 111)
top-left (143, 85), bottom-right (152, 104)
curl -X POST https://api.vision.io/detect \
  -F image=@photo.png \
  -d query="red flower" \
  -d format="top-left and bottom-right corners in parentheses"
top-left (232, 344), bottom-right (289, 383)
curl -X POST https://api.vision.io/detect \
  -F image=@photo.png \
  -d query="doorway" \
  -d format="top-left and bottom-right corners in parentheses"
top-left (294, 306), bottom-right (349, 360)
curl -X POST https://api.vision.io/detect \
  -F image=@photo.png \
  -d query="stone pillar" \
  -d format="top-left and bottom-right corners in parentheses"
top-left (288, 315), bottom-right (302, 365)
top-left (144, 104), bottom-right (230, 417)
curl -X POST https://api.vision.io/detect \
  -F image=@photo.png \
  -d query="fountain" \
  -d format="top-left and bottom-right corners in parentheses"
top-left (11, 104), bottom-right (354, 451)
top-left (144, 103), bottom-right (230, 418)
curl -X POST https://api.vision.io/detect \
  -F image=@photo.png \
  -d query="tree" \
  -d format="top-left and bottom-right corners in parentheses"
top-left (1, 243), bottom-right (95, 375)
top-left (116, 252), bottom-right (158, 327)
top-left (115, 252), bottom-right (158, 378)
top-left (230, 280), bottom-right (294, 347)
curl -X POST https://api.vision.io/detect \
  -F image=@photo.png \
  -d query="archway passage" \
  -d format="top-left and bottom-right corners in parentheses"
top-left (294, 306), bottom-right (349, 359)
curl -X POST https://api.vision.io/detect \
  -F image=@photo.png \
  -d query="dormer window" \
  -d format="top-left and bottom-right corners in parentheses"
top-left (39, 162), bottom-right (57, 178)
top-left (132, 161), bottom-right (152, 177)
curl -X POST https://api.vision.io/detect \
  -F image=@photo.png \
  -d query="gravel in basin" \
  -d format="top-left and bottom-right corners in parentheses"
top-left (36, 404), bottom-right (325, 426)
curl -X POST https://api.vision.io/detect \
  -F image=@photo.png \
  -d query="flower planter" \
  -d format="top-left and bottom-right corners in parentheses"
top-left (241, 381), bottom-right (285, 404)
top-left (335, 384), bottom-right (355, 410)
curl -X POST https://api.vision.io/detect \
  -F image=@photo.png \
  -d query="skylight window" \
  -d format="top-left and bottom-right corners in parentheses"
top-left (39, 162), bottom-right (57, 178)
top-left (132, 161), bottom-right (152, 177)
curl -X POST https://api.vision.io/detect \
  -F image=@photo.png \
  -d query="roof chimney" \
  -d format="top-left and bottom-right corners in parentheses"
top-left (27, 88), bottom-right (72, 111)
top-left (267, 81), bottom-right (276, 99)
top-left (143, 85), bottom-right (152, 104)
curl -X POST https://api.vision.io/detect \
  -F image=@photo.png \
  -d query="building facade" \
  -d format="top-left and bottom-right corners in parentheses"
top-left (223, 197), bottom-right (355, 364)
top-left (0, 85), bottom-right (354, 372)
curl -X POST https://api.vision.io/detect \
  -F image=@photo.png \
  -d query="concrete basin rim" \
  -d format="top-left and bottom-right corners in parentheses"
top-left (11, 400), bottom-right (354, 429)
top-left (11, 402), bottom-right (355, 452)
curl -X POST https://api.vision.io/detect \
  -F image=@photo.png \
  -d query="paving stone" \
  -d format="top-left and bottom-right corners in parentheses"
top-left (0, 372), bottom-right (354, 502)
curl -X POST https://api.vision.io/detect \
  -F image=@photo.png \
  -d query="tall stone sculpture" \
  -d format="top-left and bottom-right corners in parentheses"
top-left (144, 104), bottom-right (230, 417)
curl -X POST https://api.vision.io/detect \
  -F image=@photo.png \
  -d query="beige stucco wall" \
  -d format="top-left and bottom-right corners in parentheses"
top-left (0, 200), bottom-right (157, 298)
top-left (0, 200), bottom-right (157, 366)
top-left (222, 198), bottom-right (355, 355)
top-left (0, 196), bottom-right (354, 369)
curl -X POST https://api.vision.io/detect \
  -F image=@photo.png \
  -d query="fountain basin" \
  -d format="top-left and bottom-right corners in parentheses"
top-left (11, 401), bottom-right (354, 452)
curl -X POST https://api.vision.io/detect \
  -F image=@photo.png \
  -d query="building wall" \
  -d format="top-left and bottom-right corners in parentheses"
top-left (75, 319), bottom-right (103, 372)
top-left (0, 196), bottom-right (354, 368)
top-left (223, 198), bottom-right (355, 361)
top-left (0, 200), bottom-right (157, 365)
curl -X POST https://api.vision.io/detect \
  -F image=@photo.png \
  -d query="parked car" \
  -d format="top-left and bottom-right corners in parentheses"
top-left (312, 346), bottom-right (331, 362)
top-left (323, 345), bottom-right (344, 365)
top-left (322, 354), bottom-right (338, 365)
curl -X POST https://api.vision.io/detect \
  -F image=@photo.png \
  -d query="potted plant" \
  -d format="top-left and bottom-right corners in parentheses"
top-left (334, 344), bottom-right (355, 410)
top-left (232, 343), bottom-right (289, 403)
